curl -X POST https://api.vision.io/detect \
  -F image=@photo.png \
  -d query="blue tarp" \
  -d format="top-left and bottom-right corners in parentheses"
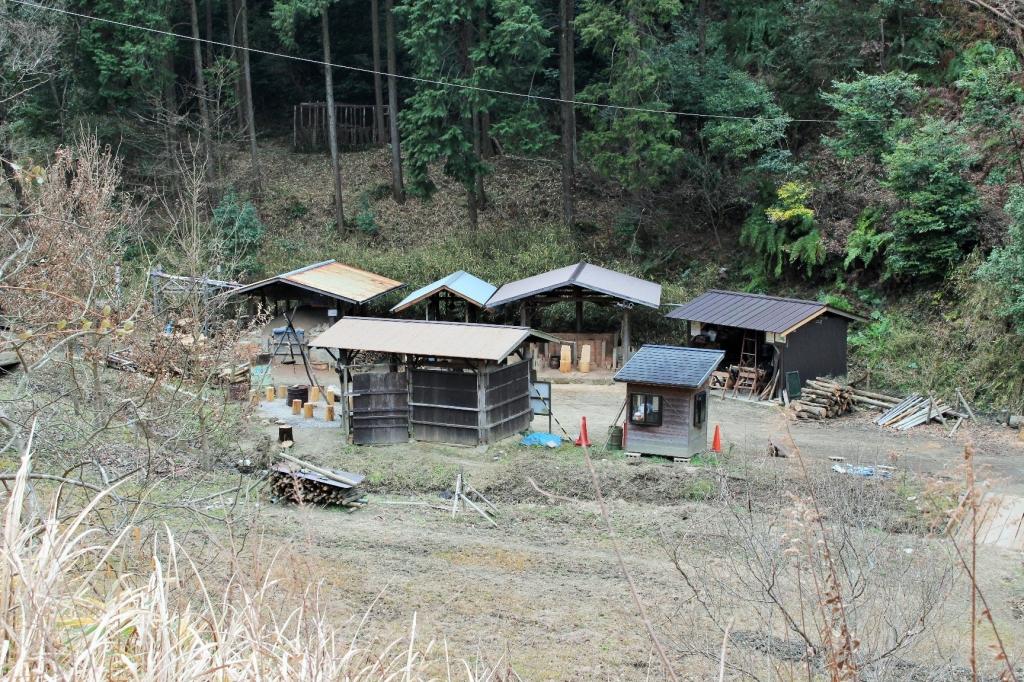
top-left (831, 464), bottom-right (893, 479)
top-left (521, 432), bottom-right (562, 448)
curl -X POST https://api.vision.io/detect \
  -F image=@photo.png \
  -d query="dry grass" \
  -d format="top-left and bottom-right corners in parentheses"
top-left (0, 449), bottom-right (498, 680)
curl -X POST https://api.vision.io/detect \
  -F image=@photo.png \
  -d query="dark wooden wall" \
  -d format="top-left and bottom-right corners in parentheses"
top-left (484, 360), bottom-right (532, 442)
top-left (781, 314), bottom-right (849, 386)
top-left (350, 371), bottom-right (409, 444)
top-left (410, 367), bottom-right (479, 445)
top-left (623, 384), bottom-right (706, 457)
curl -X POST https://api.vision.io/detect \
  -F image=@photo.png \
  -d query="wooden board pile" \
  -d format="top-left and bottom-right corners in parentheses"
top-left (875, 394), bottom-right (964, 431)
top-left (792, 379), bottom-right (856, 419)
top-left (269, 462), bottom-right (367, 508)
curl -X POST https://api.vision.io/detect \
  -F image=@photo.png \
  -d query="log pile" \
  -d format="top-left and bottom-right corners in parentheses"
top-left (268, 462), bottom-right (367, 509)
top-left (792, 379), bottom-right (856, 419)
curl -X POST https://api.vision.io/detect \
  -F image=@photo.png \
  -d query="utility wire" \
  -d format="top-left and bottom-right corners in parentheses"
top-left (9, 0), bottom-right (864, 125)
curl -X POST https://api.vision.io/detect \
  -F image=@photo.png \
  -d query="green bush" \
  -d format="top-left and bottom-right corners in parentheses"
top-left (212, 192), bottom-right (266, 279)
top-left (977, 185), bottom-right (1024, 332)
top-left (821, 71), bottom-right (921, 162)
top-left (741, 181), bottom-right (825, 279)
top-left (881, 118), bottom-right (980, 280)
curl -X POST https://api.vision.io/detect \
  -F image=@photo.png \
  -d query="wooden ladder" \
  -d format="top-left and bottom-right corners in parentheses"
top-left (732, 333), bottom-right (759, 398)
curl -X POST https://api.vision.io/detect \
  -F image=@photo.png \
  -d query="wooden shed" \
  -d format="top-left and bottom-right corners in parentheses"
top-left (309, 317), bottom-right (557, 446)
top-left (613, 345), bottom-right (725, 458)
top-left (666, 290), bottom-right (866, 400)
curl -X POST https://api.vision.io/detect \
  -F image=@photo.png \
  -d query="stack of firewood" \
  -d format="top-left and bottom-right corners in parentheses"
top-left (792, 378), bottom-right (856, 419)
top-left (268, 462), bottom-right (367, 508)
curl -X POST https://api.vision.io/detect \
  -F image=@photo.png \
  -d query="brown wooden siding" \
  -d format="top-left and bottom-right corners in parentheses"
top-left (484, 360), bottom-right (532, 442)
top-left (624, 384), bottom-right (698, 457)
top-left (781, 314), bottom-right (849, 387)
top-left (350, 371), bottom-right (410, 444)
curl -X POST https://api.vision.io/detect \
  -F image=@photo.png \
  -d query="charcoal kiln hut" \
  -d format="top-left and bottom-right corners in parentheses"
top-left (486, 262), bottom-right (661, 369)
top-left (390, 270), bottom-right (497, 322)
top-left (666, 290), bottom-right (865, 399)
top-left (613, 345), bottom-right (725, 458)
top-left (309, 317), bottom-right (557, 446)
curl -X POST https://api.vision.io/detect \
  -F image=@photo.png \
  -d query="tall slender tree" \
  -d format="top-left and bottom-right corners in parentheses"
top-left (559, 0), bottom-right (575, 228)
top-left (273, 0), bottom-right (346, 228)
top-left (238, 0), bottom-right (261, 190)
top-left (370, 0), bottom-right (386, 144)
top-left (188, 0), bottom-right (215, 186)
top-left (385, 0), bottom-right (405, 202)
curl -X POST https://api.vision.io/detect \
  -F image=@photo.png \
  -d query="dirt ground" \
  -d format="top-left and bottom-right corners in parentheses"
top-left (235, 378), bottom-right (1024, 679)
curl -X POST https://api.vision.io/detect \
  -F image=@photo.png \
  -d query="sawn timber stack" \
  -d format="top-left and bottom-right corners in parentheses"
top-left (269, 462), bottom-right (367, 508)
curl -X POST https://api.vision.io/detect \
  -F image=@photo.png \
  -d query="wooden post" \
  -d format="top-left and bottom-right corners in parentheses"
top-left (340, 365), bottom-right (350, 441)
top-left (622, 308), bottom-right (631, 365)
top-left (291, 399), bottom-right (302, 415)
top-left (325, 404), bottom-right (335, 421)
top-left (264, 387), bottom-right (275, 401)
top-left (277, 384), bottom-right (287, 399)
top-left (310, 385), bottom-right (321, 403)
top-left (574, 294), bottom-right (583, 365)
top-left (303, 402), bottom-right (314, 419)
top-left (519, 302), bottom-right (528, 327)
top-left (326, 389), bottom-right (335, 405)
top-left (476, 363), bottom-right (488, 445)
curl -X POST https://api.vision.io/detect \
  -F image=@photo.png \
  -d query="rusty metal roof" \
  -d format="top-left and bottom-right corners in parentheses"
top-left (309, 317), bottom-right (560, 361)
top-left (614, 345), bottom-right (725, 387)
top-left (666, 290), bottom-right (865, 334)
top-left (487, 262), bottom-right (661, 309)
top-left (231, 260), bottom-right (403, 305)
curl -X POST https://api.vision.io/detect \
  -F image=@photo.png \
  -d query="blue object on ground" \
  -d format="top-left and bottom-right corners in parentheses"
top-left (831, 464), bottom-right (893, 479)
top-left (521, 432), bottom-right (562, 448)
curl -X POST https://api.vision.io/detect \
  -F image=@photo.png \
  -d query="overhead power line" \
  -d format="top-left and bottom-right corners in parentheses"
top-left (9, 0), bottom-right (861, 125)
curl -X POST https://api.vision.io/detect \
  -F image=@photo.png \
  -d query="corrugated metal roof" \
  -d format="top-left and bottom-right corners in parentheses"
top-left (309, 317), bottom-right (559, 361)
top-left (666, 290), bottom-right (864, 334)
top-left (231, 260), bottom-right (403, 305)
top-left (614, 345), bottom-right (725, 387)
top-left (390, 271), bottom-right (497, 313)
top-left (487, 262), bottom-right (661, 308)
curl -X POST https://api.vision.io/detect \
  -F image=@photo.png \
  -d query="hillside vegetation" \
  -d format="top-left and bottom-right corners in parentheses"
top-left (4, 0), bottom-right (1023, 409)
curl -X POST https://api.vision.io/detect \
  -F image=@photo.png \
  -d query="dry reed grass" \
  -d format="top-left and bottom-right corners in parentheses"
top-left (0, 447), bottom-right (495, 681)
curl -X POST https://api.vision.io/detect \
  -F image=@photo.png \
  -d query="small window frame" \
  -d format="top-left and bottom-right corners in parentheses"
top-left (629, 392), bottom-right (663, 427)
top-left (693, 391), bottom-right (708, 428)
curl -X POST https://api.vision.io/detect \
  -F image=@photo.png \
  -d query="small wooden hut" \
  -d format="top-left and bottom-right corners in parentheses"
top-left (666, 290), bottom-right (866, 399)
top-left (310, 317), bottom-right (558, 446)
top-left (613, 345), bottom-right (725, 458)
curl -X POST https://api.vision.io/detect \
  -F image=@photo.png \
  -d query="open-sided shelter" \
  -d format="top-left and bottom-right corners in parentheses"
top-left (390, 270), bottom-right (496, 322)
top-left (613, 345), bottom-right (725, 458)
top-left (666, 290), bottom-right (865, 398)
top-left (486, 262), bottom-right (661, 368)
top-left (310, 317), bottom-right (557, 446)
top-left (231, 260), bottom-right (402, 313)
top-left (228, 260), bottom-right (403, 385)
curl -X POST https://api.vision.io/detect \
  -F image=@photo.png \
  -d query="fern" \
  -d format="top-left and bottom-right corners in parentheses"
top-left (843, 207), bottom-right (892, 270)
top-left (786, 228), bottom-right (826, 277)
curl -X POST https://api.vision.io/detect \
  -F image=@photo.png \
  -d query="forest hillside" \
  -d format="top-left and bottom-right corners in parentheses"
top-left (2, 0), bottom-right (1024, 408)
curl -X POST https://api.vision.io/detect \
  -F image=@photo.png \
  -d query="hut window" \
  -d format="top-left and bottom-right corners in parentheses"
top-left (629, 393), bottom-right (662, 426)
top-left (693, 391), bottom-right (707, 427)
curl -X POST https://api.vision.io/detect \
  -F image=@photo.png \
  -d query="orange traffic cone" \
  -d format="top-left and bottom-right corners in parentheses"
top-left (711, 424), bottom-right (722, 453)
top-left (574, 416), bottom-right (591, 447)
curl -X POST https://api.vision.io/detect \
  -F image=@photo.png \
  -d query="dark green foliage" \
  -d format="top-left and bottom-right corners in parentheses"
top-left (576, 0), bottom-right (682, 192)
top-left (213, 192), bottom-right (266, 279)
top-left (954, 41), bottom-right (1024, 182)
top-left (881, 118), bottom-right (980, 279)
top-left (73, 0), bottom-right (176, 106)
top-left (821, 71), bottom-right (921, 162)
top-left (354, 193), bottom-right (379, 236)
top-left (978, 186), bottom-right (1024, 332)
top-left (397, 0), bottom-right (552, 199)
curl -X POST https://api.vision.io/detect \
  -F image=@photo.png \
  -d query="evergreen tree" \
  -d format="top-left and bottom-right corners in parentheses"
top-left (397, 0), bottom-right (552, 228)
top-left (576, 0), bottom-right (682, 193)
